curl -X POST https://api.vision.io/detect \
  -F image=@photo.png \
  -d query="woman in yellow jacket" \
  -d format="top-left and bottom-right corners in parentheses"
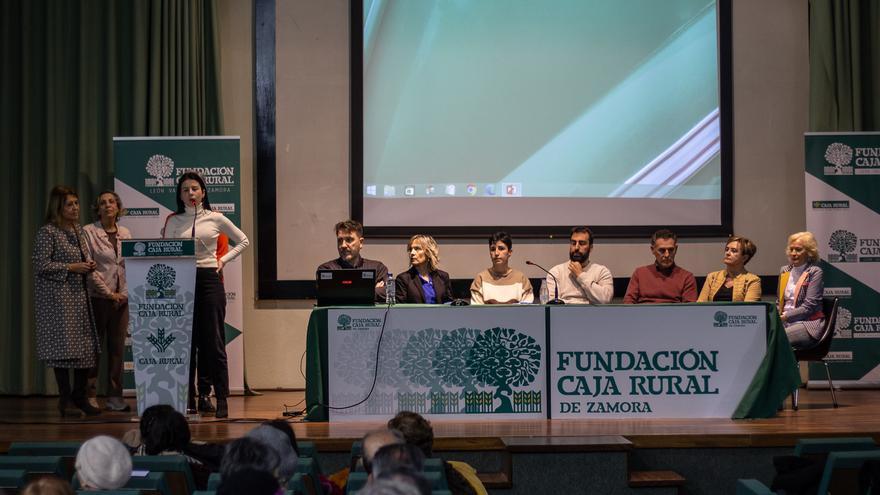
top-left (698, 235), bottom-right (762, 302)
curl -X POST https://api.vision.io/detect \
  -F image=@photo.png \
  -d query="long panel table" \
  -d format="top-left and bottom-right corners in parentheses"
top-left (304, 302), bottom-right (799, 422)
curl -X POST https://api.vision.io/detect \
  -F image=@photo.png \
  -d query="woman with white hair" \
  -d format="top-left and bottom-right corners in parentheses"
top-left (75, 435), bottom-right (132, 490)
top-left (394, 235), bottom-right (454, 304)
top-left (778, 231), bottom-right (826, 349)
top-left (246, 425), bottom-right (299, 485)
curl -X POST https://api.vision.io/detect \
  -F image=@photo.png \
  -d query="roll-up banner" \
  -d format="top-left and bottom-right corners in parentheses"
top-left (113, 137), bottom-right (245, 394)
top-left (805, 132), bottom-right (880, 387)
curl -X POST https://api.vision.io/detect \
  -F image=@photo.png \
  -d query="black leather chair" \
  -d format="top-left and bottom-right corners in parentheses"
top-left (792, 297), bottom-right (839, 410)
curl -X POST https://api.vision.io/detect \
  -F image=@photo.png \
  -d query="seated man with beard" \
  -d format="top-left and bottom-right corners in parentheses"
top-left (546, 226), bottom-right (614, 304)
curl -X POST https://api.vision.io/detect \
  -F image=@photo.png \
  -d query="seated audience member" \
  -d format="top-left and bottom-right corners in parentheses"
top-left (217, 467), bottom-right (281, 495)
top-left (624, 229), bottom-right (697, 304)
top-left (371, 444), bottom-right (426, 477)
top-left (374, 466), bottom-right (431, 495)
top-left (21, 476), bottom-right (75, 495)
top-left (264, 419), bottom-right (300, 456)
top-left (388, 411), bottom-right (485, 495)
top-left (318, 220), bottom-right (389, 302)
top-left (546, 226), bottom-right (613, 304)
top-left (220, 437), bottom-right (280, 481)
top-left (470, 232), bottom-right (534, 304)
top-left (395, 235), bottom-right (454, 304)
top-left (130, 404), bottom-right (220, 489)
top-left (363, 428), bottom-right (406, 475)
top-left (698, 235), bottom-right (761, 302)
top-left (247, 425), bottom-right (299, 484)
top-left (75, 435), bottom-right (132, 490)
top-left (779, 231), bottom-right (825, 349)
top-left (359, 478), bottom-right (424, 495)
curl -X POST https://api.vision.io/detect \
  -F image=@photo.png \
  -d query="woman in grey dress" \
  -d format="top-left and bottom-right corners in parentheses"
top-left (32, 186), bottom-right (101, 416)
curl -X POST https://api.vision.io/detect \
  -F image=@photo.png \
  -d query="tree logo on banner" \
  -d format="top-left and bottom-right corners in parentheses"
top-left (823, 143), bottom-right (854, 175)
top-left (337, 314), bottom-right (352, 330)
top-left (146, 263), bottom-right (177, 299)
top-left (835, 307), bottom-right (853, 338)
top-left (145, 154), bottom-right (176, 186)
top-left (713, 311), bottom-right (729, 327)
top-left (466, 327), bottom-right (541, 413)
top-left (828, 230), bottom-right (858, 263)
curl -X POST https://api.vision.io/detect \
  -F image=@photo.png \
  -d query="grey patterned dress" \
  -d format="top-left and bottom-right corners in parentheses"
top-left (32, 223), bottom-right (99, 368)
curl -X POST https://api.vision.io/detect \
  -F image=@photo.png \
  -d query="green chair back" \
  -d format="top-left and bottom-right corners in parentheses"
top-left (816, 450), bottom-right (880, 494)
top-left (8, 441), bottom-right (82, 457)
top-left (794, 437), bottom-right (877, 457)
top-left (0, 468), bottom-right (28, 491)
top-left (131, 456), bottom-right (196, 495)
top-left (0, 456), bottom-right (68, 480)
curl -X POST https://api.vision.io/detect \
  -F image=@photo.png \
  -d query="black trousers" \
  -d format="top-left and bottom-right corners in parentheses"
top-left (190, 268), bottom-right (229, 399)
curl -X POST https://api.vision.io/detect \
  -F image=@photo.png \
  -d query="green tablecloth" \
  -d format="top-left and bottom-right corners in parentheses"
top-left (304, 302), bottom-right (800, 421)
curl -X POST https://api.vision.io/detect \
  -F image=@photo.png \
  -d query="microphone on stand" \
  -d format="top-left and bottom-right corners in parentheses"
top-left (190, 199), bottom-right (198, 238)
top-left (525, 260), bottom-right (565, 305)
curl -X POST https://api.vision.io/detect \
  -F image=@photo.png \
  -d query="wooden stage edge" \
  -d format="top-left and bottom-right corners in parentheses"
top-left (2, 389), bottom-right (879, 452)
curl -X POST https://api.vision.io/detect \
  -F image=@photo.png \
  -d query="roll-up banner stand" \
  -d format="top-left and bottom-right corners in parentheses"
top-left (805, 132), bottom-right (880, 387)
top-left (113, 137), bottom-right (245, 395)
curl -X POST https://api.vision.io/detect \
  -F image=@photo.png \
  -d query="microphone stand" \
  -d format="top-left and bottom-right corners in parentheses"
top-left (525, 260), bottom-right (565, 305)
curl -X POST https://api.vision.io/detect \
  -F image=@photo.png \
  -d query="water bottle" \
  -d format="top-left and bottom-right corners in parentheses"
top-left (385, 272), bottom-right (395, 304)
top-left (539, 280), bottom-right (550, 305)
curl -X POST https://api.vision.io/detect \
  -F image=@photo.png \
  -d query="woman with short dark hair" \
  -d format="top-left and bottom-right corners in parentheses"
top-left (470, 232), bottom-right (533, 304)
top-left (697, 235), bottom-right (761, 302)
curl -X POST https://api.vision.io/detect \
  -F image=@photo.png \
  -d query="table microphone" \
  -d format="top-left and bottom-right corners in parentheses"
top-left (525, 260), bottom-right (565, 305)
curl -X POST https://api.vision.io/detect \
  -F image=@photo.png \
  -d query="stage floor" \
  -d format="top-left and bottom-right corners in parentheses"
top-left (2, 389), bottom-right (879, 452)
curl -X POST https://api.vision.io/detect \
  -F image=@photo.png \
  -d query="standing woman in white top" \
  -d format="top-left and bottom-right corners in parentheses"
top-left (778, 231), bottom-right (825, 349)
top-left (162, 172), bottom-right (249, 418)
top-left (83, 191), bottom-right (133, 412)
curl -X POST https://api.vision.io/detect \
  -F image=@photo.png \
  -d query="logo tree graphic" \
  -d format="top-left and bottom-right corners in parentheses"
top-left (829, 230), bottom-right (857, 257)
top-left (836, 307), bottom-right (852, 334)
top-left (824, 143), bottom-right (853, 172)
top-left (466, 327), bottom-right (541, 413)
top-left (147, 264), bottom-right (176, 298)
top-left (400, 329), bottom-right (447, 394)
top-left (714, 311), bottom-right (728, 327)
top-left (433, 328), bottom-right (481, 394)
top-left (146, 154), bottom-right (174, 181)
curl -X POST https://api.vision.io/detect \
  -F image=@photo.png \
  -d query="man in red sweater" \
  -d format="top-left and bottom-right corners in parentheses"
top-left (624, 229), bottom-right (697, 304)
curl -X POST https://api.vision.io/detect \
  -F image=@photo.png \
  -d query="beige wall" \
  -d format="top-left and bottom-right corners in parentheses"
top-left (216, 0), bottom-right (810, 389)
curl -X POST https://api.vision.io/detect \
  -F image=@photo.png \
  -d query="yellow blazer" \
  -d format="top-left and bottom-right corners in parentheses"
top-left (697, 270), bottom-right (762, 302)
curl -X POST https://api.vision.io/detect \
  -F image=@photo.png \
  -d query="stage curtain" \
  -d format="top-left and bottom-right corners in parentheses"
top-left (0, 0), bottom-right (222, 394)
top-left (809, 0), bottom-right (880, 131)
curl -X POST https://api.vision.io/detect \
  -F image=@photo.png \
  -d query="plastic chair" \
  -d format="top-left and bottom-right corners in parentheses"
top-left (73, 471), bottom-right (167, 495)
top-left (792, 297), bottom-right (839, 410)
top-left (0, 468), bottom-right (28, 492)
top-left (0, 456), bottom-right (68, 480)
top-left (131, 456), bottom-right (196, 495)
top-left (8, 441), bottom-right (82, 456)
top-left (816, 450), bottom-right (880, 494)
top-left (734, 479), bottom-right (774, 495)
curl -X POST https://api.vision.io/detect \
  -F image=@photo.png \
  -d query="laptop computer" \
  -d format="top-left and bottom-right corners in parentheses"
top-left (315, 269), bottom-right (377, 306)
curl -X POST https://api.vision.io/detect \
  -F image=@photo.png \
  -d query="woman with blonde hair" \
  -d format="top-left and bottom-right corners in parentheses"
top-left (32, 186), bottom-right (100, 417)
top-left (394, 235), bottom-right (454, 304)
top-left (778, 231), bottom-right (825, 349)
top-left (697, 235), bottom-right (761, 302)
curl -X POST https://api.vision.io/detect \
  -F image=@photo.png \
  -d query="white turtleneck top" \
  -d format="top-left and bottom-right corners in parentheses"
top-left (162, 204), bottom-right (249, 268)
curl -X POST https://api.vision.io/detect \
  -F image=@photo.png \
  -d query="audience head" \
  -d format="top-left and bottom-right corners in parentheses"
top-left (371, 443), bottom-right (425, 478)
top-left (387, 411), bottom-right (434, 457)
top-left (175, 171), bottom-right (212, 213)
top-left (246, 424), bottom-right (299, 482)
top-left (724, 235), bottom-right (757, 268)
top-left (217, 467), bottom-right (281, 495)
top-left (44, 185), bottom-right (79, 227)
top-left (650, 229), bottom-right (678, 269)
top-left (92, 190), bottom-right (126, 222)
top-left (488, 231), bottom-right (513, 272)
top-left (221, 437), bottom-right (280, 480)
top-left (569, 226), bottom-right (594, 263)
top-left (358, 478), bottom-right (424, 495)
top-left (21, 476), bottom-right (75, 495)
top-left (787, 231), bottom-right (819, 266)
top-left (75, 435), bottom-right (132, 490)
top-left (363, 428), bottom-right (406, 475)
top-left (375, 466), bottom-right (431, 495)
top-left (139, 404), bottom-right (191, 455)
top-left (335, 219), bottom-right (365, 264)
top-left (263, 419), bottom-right (300, 456)
top-left (407, 235), bottom-right (440, 272)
